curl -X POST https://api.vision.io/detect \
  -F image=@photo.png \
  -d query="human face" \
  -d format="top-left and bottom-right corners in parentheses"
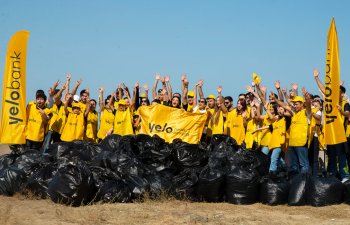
top-left (158, 92), bottom-right (164, 101)
top-left (198, 98), bottom-right (206, 109)
top-left (188, 96), bottom-right (194, 104)
top-left (269, 94), bottom-right (276, 103)
top-left (224, 100), bottom-right (232, 109)
top-left (238, 96), bottom-right (245, 102)
top-left (36, 97), bottom-right (46, 109)
top-left (80, 93), bottom-right (89, 103)
top-left (293, 101), bottom-right (303, 112)
top-left (141, 98), bottom-right (148, 106)
top-left (236, 101), bottom-right (242, 111)
top-left (90, 100), bottom-right (96, 111)
top-left (171, 97), bottom-right (180, 108)
top-left (125, 98), bottom-right (130, 107)
top-left (72, 107), bottom-right (81, 114)
top-left (269, 106), bottom-right (275, 115)
top-left (289, 90), bottom-right (295, 98)
top-left (118, 104), bottom-right (126, 111)
top-left (277, 106), bottom-right (285, 116)
top-left (207, 98), bottom-right (215, 108)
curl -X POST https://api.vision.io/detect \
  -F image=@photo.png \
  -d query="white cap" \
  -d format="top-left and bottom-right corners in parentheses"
top-left (73, 95), bottom-right (80, 102)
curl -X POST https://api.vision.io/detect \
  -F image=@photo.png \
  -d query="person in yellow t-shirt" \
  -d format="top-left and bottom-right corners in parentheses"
top-left (225, 99), bottom-right (247, 145)
top-left (97, 87), bottom-right (116, 141)
top-left (60, 93), bottom-right (90, 142)
top-left (253, 105), bottom-right (289, 175)
top-left (273, 88), bottom-right (311, 175)
top-left (25, 91), bottom-right (52, 150)
top-left (107, 99), bottom-right (134, 136)
top-left (85, 99), bottom-right (98, 143)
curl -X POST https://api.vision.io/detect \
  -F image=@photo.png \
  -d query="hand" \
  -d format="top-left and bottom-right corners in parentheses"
top-left (53, 80), bottom-right (60, 87)
top-left (313, 68), bottom-right (319, 78)
top-left (61, 83), bottom-right (67, 90)
top-left (260, 85), bottom-right (267, 93)
top-left (246, 86), bottom-right (254, 93)
top-left (165, 75), bottom-right (170, 82)
top-left (302, 87), bottom-right (308, 96)
top-left (48, 88), bottom-right (54, 97)
top-left (86, 88), bottom-right (90, 96)
top-left (269, 91), bottom-right (276, 101)
top-left (99, 86), bottom-right (104, 93)
top-left (76, 79), bottom-right (82, 86)
top-left (337, 105), bottom-right (342, 112)
top-left (341, 80), bottom-right (345, 86)
top-left (198, 80), bottom-right (204, 87)
top-left (134, 82), bottom-right (139, 88)
top-left (183, 79), bottom-right (189, 86)
top-left (274, 80), bottom-right (280, 89)
top-left (282, 87), bottom-right (287, 95)
top-left (160, 76), bottom-right (165, 83)
top-left (217, 85), bottom-right (223, 94)
top-left (181, 73), bottom-right (187, 81)
top-left (251, 82), bottom-right (256, 87)
top-left (38, 108), bottom-right (47, 119)
top-left (66, 73), bottom-right (71, 81)
top-left (291, 82), bottom-right (298, 90)
top-left (155, 73), bottom-right (161, 80)
top-left (143, 83), bottom-right (149, 91)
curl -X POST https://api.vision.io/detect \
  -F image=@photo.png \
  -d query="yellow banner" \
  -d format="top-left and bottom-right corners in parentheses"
top-left (324, 18), bottom-right (346, 145)
top-left (0, 31), bottom-right (30, 144)
top-left (138, 104), bottom-right (207, 144)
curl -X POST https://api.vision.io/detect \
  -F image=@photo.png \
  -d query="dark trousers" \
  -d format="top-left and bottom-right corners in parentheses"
top-left (26, 139), bottom-right (43, 151)
top-left (327, 142), bottom-right (349, 179)
top-left (308, 136), bottom-right (320, 175)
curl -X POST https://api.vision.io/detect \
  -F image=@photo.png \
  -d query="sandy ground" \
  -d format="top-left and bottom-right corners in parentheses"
top-left (2, 144), bottom-right (350, 225)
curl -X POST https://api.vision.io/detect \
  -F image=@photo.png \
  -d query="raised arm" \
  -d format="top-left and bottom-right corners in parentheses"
top-left (182, 77), bottom-right (189, 105)
top-left (63, 73), bottom-right (71, 102)
top-left (165, 75), bottom-right (172, 99)
top-left (274, 80), bottom-right (284, 102)
top-left (217, 87), bottom-right (228, 114)
top-left (53, 82), bottom-right (67, 105)
top-left (71, 79), bottom-right (82, 96)
top-left (256, 84), bottom-right (267, 107)
top-left (152, 73), bottom-right (161, 100)
top-left (291, 82), bottom-right (299, 96)
top-left (313, 68), bottom-right (325, 95)
top-left (143, 83), bottom-right (149, 99)
top-left (302, 87), bottom-right (312, 116)
top-left (198, 80), bottom-right (204, 99)
top-left (98, 86), bottom-right (104, 113)
top-left (64, 93), bottom-right (73, 115)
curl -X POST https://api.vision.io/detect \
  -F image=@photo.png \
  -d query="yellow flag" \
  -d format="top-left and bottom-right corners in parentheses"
top-left (324, 18), bottom-right (346, 145)
top-left (138, 104), bottom-right (207, 144)
top-left (0, 31), bottom-right (30, 144)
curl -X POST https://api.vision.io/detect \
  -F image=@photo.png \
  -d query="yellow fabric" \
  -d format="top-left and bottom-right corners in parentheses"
top-left (60, 111), bottom-right (85, 142)
top-left (58, 103), bottom-right (67, 134)
top-left (138, 104), bottom-right (207, 144)
top-left (25, 105), bottom-right (50, 142)
top-left (260, 114), bottom-right (273, 146)
top-left (97, 108), bottom-right (114, 139)
top-left (209, 110), bottom-right (224, 135)
top-left (186, 103), bottom-right (194, 112)
top-left (245, 118), bottom-right (258, 149)
top-left (113, 108), bottom-right (134, 136)
top-left (48, 103), bottom-right (66, 134)
top-left (225, 109), bottom-right (245, 145)
top-left (0, 31), bottom-right (30, 144)
top-left (323, 18), bottom-right (347, 145)
top-left (268, 117), bottom-right (286, 150)
top-left (289, 109), bottom-right (308, 147)
top-left (85, 111), bottom-right (98, 142)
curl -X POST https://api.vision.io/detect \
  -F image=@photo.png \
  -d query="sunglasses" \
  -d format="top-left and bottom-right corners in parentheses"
top-left (198, 100), bottom-right (205, 103)
top-left (141, 100), bottom-right (148, 103)
top-left (224, 101), bottom-right (230, 104)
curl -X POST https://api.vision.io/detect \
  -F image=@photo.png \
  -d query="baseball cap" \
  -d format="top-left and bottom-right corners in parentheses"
top-left (187, 91), bottom-right (194, 97)
top-left (73, 95), bottom-right (80, 102)
top-left (206, 94), bottom-right (216, 99)
top-left (291, 96), bottom-right (305, 103)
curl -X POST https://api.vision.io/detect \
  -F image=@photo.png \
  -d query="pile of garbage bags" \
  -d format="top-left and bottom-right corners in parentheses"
top-left (0, 134), bottom-right (348, 207)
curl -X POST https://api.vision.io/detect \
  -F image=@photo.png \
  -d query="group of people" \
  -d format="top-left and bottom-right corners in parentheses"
top-left (24, 70), bottom-right (350, 181)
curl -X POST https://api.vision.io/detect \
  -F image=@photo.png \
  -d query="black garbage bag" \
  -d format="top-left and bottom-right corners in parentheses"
top-left (92, 151), bottom-right (120, 171)
top-left (195, 165), bottom-right (225, 202)
top-left (25, 164), bottom-right (57, 198)
top-left (343, 180), bottom-right (350, 204)
top-left (0, 167), bottom-right (26, 196)
top-left (172, 140), bottom-right (208, 168)
top-left (134, 134), bottom-right (173, 165)
top-left (99, 134), bottom-right (122, 152)
top-left (117, 135), bottom-right (137, 155)
top-left (47, 162), bottom-right (95, 206)
top-left (250, 149), bottom-right (270, 176)
top-left (288, 173), bottom-right (309, 206)
top-left (306, 175), bottom-right (344, 207)
top-left (145, 171), bottom-right (173, 197)
top-left (95, 179), bottom-right (131, 203)
top-left (0, 153), bottom-right (18, 170)
top-left (13, 150), bottom-right (42, 176)
top-left (125, 174), bottom-right (150, 200)
top-left (171, 167), bottom-right (200, 200)
top-left (260, 177), bottom-right (289, 205)
top-left (209, 134), bottom-right (238, 153)
top-left (225, 166), bottom-right (260, 204)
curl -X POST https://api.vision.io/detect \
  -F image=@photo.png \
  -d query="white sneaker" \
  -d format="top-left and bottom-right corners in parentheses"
top-left (341, 177), bottom-right (349, 183)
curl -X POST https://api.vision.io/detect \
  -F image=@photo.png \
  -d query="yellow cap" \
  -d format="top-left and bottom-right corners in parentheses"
top-left (118, 99), bottom-right (126, 105)
top-left (291, 96), bottom-right (305, 103)
top-left (206, 94), bottom-right (216, 99)
top-left (139, 93), bottom-right (147, 98)
top-left (187, 91), bottom-right (194, 97)
top-left (133, 110), bottom-right (139, 116)
top-left (72, 102), bottom-right (81, 108)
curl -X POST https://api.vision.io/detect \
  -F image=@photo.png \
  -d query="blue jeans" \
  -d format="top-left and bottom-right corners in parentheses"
top-left (327, 142), bottom-right (349, 180)
top-left (261, 146), bottom-right (269, 155)
top-left (270, 147), bottom-right (285, 172)
top-left (287, 146), bottom-right (310, 174)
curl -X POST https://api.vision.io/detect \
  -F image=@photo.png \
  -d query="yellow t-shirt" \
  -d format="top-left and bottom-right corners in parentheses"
top-left (268, 117), bottom-right (286, 150)
top-left (308, 107), bottom-right (320, 148)
top-left (85, 111), bottom-right (98, 142)
top-left (260, 114), bottom-right (273, 146)
top-left (289, 109), bottom-right (308, 147)
top-left (25, 105), bottom-right (51, 142)
top-left (60, 110), bottom-right (85, 142)
top-left (97, 108), bottom-right (115, 139)
top-left (226, 109), bottom-right (245, 145)
top-left (208, 110), bottom-right (224, 135)
top-left (113, 109), bottom-right (134, 136)
top-left (245, 118), bottom-right (258, 149)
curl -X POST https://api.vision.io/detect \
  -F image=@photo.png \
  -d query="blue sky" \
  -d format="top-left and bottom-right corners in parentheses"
top-left (1, 0), bottom-right (350, 103)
